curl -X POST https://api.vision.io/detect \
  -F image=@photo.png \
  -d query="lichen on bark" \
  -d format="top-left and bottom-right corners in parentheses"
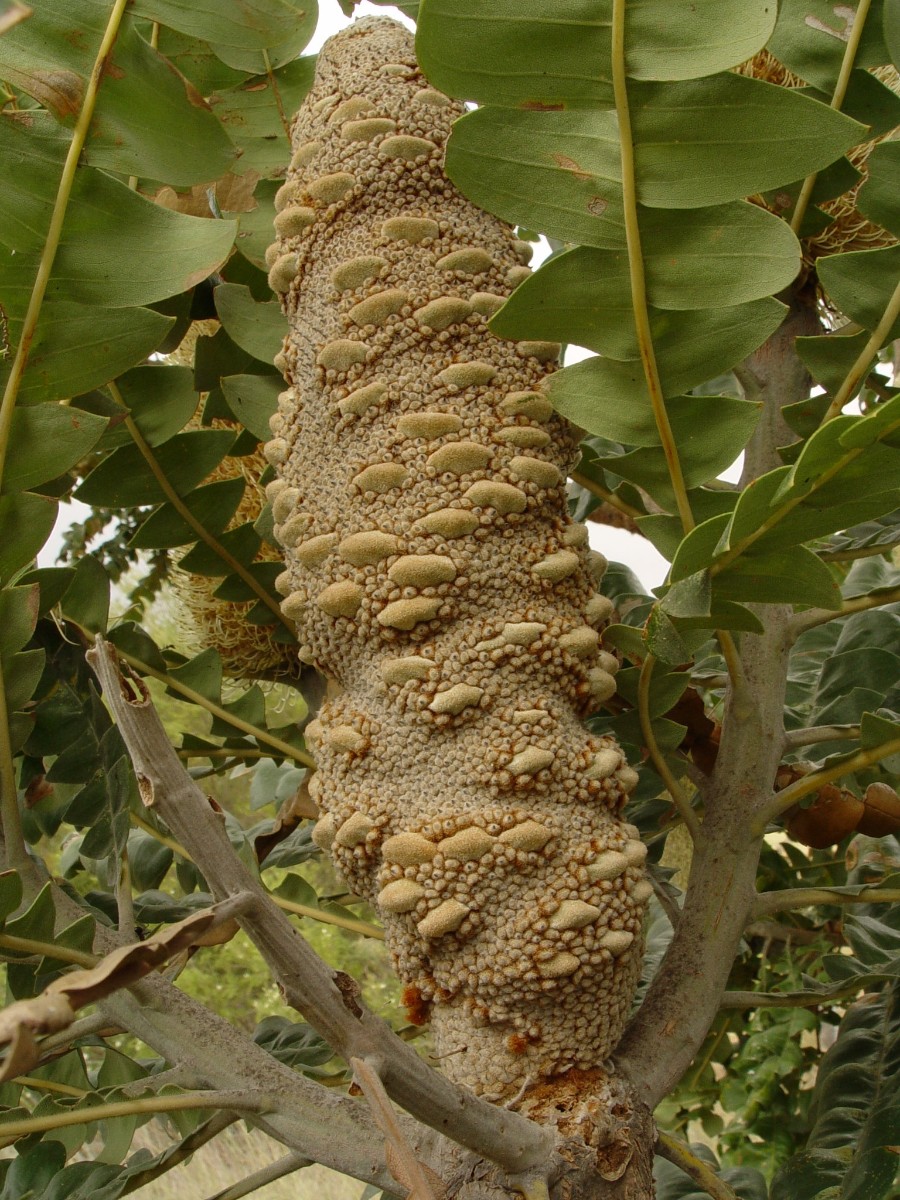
top-left (264, 17), bottom-right (648, 1098)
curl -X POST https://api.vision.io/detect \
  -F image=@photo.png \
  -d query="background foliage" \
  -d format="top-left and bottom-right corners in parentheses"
top-left (0, 0), bottom-right (899, 1197)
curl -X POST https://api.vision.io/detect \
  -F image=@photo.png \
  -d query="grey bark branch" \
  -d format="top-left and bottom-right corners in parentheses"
top-left (87, 637), bottom-right (556, 1178)
top-left (616, 298), bottom-right (820, 1109)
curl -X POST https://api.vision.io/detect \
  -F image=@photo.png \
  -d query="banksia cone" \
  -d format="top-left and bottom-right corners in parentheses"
top-left (263, 18), bottom-right (647, 1096)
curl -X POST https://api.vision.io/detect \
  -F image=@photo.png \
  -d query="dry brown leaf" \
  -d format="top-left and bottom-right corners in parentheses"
top-left (150, 172), bottom-right (260, 218)
top-left (0, 996), bottom-right (75, 1081)
top-left (0, 902), bottom-right (242, 1079)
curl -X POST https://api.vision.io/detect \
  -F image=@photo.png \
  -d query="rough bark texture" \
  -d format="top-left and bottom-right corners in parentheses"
top-left (263, 17), bottom-right (650, 1100)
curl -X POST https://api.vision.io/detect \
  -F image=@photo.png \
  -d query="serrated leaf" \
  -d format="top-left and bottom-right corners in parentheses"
top-left (417, 0), bottom-right (776, 105)
top-left (129, 477), bottom-right (245, 549)
top-left (2, 404), bottom-right (107, 493)
top-left (167, 649), bottom-right (223, 705)
top-left (215, 283), bottom-right (286, 363)
top-left (75, 429), bottom-right (235, 507)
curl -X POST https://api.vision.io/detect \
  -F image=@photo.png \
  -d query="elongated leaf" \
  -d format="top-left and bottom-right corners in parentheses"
top-left (0, 493), bottom-right (58, 585)
top-left (220, 374), bottom-right (281, 440)
top-left (445, 90), bottom-right (862, 246)
top-left (857, 140), bottom-right (900, 236)
top-left (797, 327), bottom-right (873, 398)
top-left (818, 245), bottom-right (900, 337)
top-left (630, 76), bottom-right (865, 209)
top-left (0, 113), bottom-right (236, 306)
top-left (887, 0), bottom-right (900, 68)
top-left (496, 249), bottom-right (787, 360)
top-left (548, 344), bottom-right (771, 428)
top-left (75, 430), bottom-right (236, 507)
top-left (2, 405), bottom-right (107, 493)
top-left (214, 283), bottom-right (286, 363)
top-left (133, 0), bottom-right (316, 50)
top-left (129, 477), bottom-right (245, 549)
top-left (417, 0), bottom-right (775, 105)
top-left (769, 0), bottom-right (893, 92)
top-left (494, 226), bottom-right (799, 358)
top-left (771, 984), bottom-right (900, 1200)
top-left (0, 258), bottom-right (174, 404)
top-left (0, 9), bottom-right (235, 185)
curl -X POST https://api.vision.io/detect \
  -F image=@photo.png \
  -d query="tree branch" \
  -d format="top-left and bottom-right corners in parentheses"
top-left (121, 1111), bottom-right (239, 1196)
top-left (789, 587), bottom-right (900, 638)
top-left (655, 1132), bottom-right (741, 1200)
top-left (87, 637), bottom-right (557, 1178)
top-left (757, 737), bottom-right (900, 827)
top-left (754, 886), bottom-right (900, 919)
top-left (783, 724), bottom-right (861, 749)
top-left (204, 1149), bottom-right (312, 1200)
top-left (719, 982), bottom-right (862, 1010)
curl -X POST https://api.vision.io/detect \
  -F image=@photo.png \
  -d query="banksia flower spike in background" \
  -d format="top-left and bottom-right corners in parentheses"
top-left (263, 18), bottom-right (648, 1097)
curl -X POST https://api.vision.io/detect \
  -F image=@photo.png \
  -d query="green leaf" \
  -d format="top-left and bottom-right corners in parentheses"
top-left (2, 404), bottom-right (107, 493)
top-left (887, 0), bottom-right (900, 68)
top-left (0, 870), bottom-right (23, 926)
top-left (797, 327), bottom-right (873, 399)
top-left (211, 57), bottom-right (316, 176)
top-left (4, 648), bottom-right (45, 714)
top-left (771, 984), bottom-right (900, 1200)
top-left (549, 340), bottom-right (772, 432)
top-left (168, 648), bottom-right (223, 705)
top-left (134, 0), bottom-right (316, 51)
top-left (0, 113), bottom-right (236, 305)
top-left (130, 477), bottom-right (245, 549)
top-left (0, 11), bottom-right (235, 185)
top-left (417, 0), bottom-right (776, 105)
top-left (0, 493), bottom-right (58, 585)
top-left (617, 664), bottom-right (690, 716)
top-left (493, 237), bottom-right (798, 357)
top-left (769, 0), bottom-right (893, 93)
top-left (179, 522), bottom-right (260, 575)
top-left (0, 278), bottom-right (174, 406)
top-left (0, 1141), bottom-right (67, 1200)
top-left (818, 244), bottom-right (900, 337)
top-left (116, 365), bottom-right (199, 446)
top-left (215, 283), bottom-right (286, 363)
top-left (220, 373), bottom-right (282, 440)
top-left (75, 430), bottom-right (235, 507)
top-left (61, 557), bottom-right (110, 634)
top-left (444, 86), bottom-right (862, 246)
top-left (208, 0), bottom-right (318, 72)
top-left (857, 140), bottom-right (900, 237)
top-left (0, 584), bottom-right (39, 658)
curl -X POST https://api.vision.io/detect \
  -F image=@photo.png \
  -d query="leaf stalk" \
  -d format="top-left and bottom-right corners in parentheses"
top-left (637, 654), bottom-right (701, 841)
top-left (610, 0), bottom-right (694, 533)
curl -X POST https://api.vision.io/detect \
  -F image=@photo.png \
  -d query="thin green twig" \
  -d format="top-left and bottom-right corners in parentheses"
top-left (823, 278), bottom-right (900, 420)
